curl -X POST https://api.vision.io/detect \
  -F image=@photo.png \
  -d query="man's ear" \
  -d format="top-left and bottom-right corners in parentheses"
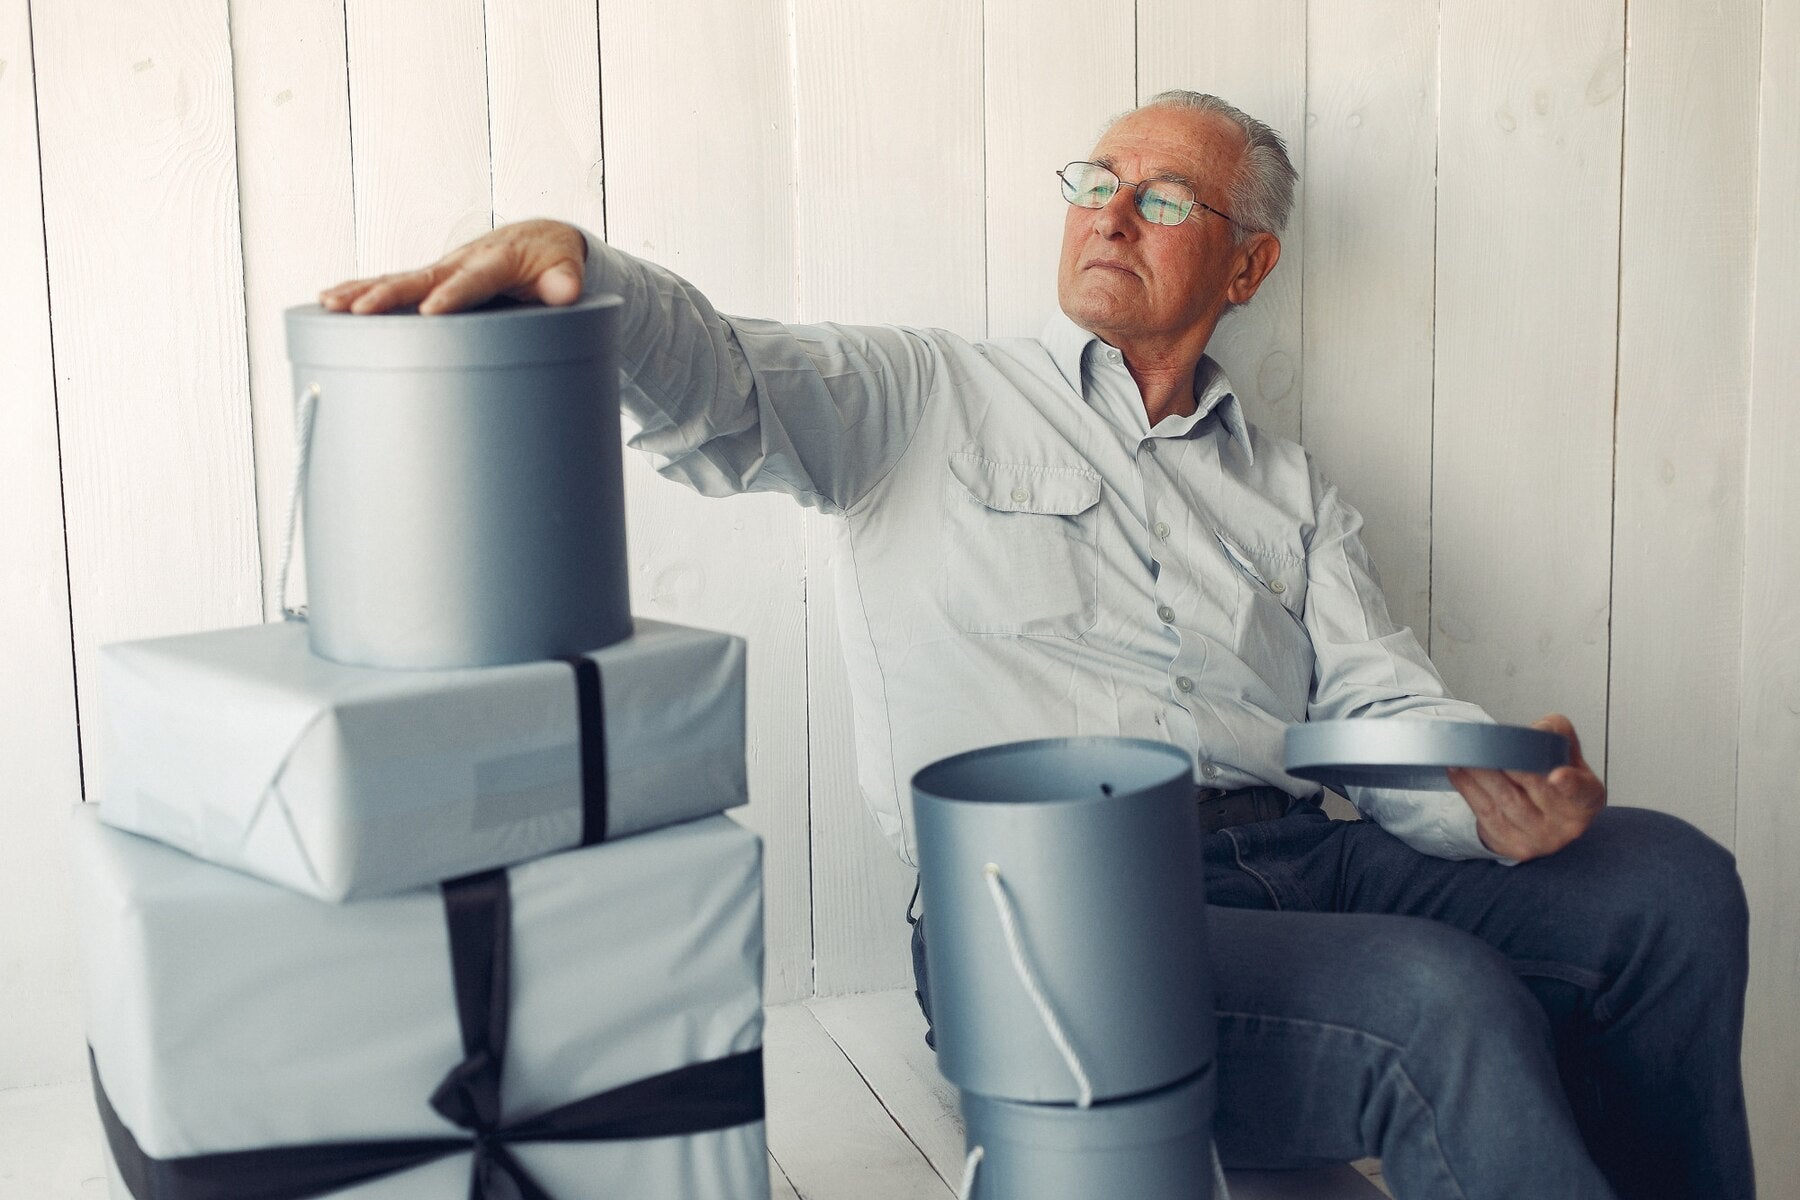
top-left (1225, 233), bottom-right (1281, 306)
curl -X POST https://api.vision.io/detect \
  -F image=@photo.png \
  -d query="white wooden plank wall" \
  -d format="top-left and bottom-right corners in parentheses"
top-left (1431, 5), bottom-right (1623, 753)
top-left (3, 3), bottom-right (1795, 1196)
top-left (1740, 0), bottom-right (1800, 1188)
top-left (1607, 0), bottom-right (1759, 846)
top-left (1298, 1), bottom-right (1437, 642)
top-left (791, 0), bottom-right (986, 996)
top-left (593, 0), bottom-right (815, 1002)
top-left (0, 0), bottom-right (84, 1093)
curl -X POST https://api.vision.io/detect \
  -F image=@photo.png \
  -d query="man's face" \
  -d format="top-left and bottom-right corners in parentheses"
top-left (1056, 106), bottom-right (1252, 347)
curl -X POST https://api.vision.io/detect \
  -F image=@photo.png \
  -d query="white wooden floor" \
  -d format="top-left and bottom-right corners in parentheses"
top-left (767, 989), bottom-right (1391, 1200)
top-left (0, 989), bottom-right (1387, 1200)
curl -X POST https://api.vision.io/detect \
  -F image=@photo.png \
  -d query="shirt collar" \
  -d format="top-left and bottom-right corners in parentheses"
top-left (1040, 309), bottom-right (1254, 462)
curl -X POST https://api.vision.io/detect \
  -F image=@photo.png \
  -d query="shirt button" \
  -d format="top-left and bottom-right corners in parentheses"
top-left (1201, 761), bottom-right (1221, 779)
top-left (1270, 580), bottom-right (1288, 594)
top-left (1010, 486), bottom-right (1030, 504)
top-left (1157, 605), bottom-right (1174, 623)
top-left (1153, 521), bottom-right (1171, 539)
top-left (1106, 348), bottom-right (1122, 364)
top-left (1144, 440), bottom-right (1157, 454)
top-left (1175, 676), bottom-right (1194, 693)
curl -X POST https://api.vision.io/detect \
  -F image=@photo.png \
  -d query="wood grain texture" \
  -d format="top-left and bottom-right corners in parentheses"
top-left (791, 0), bottom-right (985, 334)
top-left (1136, 0), bottom-right (1307, 442)
top-left (0, 1079), bottom-right (108, 1199)
top-left (1739, 0), bottom-right (1800, 1192)
top-left (344, 0), bottom-right (491, 272)
top-left (808, 990), bottom-right (965, 1183)
top-left (486, 0), bottom-right (603, 230)
top-left (981, 0), bottom-right (1134, 338)
top-left (791, 0), bottom-right (984, 997)
top-left (803, 514), bottom-right (916, 997)
top-left (769, 1154), bottom-right (801, 1200)
top-left (596, 0), bottom-right (814, 1005)
top-left (1430, 5), bottom-right (1623, 749)
top-left (1605, 0), bottom-right (1758, 840)
top-left (763, 1004), bottom-right (953, 1199)
top-left (32, 0), bottom-right (261, 794)
top-left (0, 0), bottom-right (84, 1091)
top-left (228, 0), bottom-right (356, 618)
top-left (1298, 1), bottom-right (1438, 642)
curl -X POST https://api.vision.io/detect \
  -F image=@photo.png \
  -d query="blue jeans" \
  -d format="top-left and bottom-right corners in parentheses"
top-left (909, 803), bottom-right (1753, 1200)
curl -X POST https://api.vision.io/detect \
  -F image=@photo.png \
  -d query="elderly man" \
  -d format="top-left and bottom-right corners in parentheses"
top-left (324, 92), bottom-right (1752, 1200)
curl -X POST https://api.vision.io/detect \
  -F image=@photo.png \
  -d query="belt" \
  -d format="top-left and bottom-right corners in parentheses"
top-left (1195, 784), bottom-right (1293, 834)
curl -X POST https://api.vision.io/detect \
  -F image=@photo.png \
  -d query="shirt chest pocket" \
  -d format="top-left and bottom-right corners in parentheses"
top-left (1215, 531), bottom-right (1309, 620)
top-left (940, 452), bottom-right (1103, 638)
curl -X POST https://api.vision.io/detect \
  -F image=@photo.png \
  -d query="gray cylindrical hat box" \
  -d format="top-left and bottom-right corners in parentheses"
top-left (284, 296), bottom-right (632, 670)
top-left (913, 737), bottom-right (1213, 1104)
top-left (960, 1066), bottom-right (1217, 1200)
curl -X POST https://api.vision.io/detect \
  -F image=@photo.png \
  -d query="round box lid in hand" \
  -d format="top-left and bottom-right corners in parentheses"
top-left (1283, 719), bottom-right (1569, 792)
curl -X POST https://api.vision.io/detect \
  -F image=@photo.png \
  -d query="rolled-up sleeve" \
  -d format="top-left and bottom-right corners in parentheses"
top-left (580, 230), bottom-right (936, 514)
top-left (1301, 459), bottom-right (1508, 862)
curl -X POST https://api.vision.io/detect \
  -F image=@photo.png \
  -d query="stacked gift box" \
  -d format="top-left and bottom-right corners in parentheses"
top-left (75, 295), bottom-right (771, 1200)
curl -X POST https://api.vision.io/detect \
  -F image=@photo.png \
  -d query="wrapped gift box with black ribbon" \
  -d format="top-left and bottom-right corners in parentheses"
top-left (74, 806), bottom-right (768, 1200)
top-left (95, 617), bottom-right (746, 901)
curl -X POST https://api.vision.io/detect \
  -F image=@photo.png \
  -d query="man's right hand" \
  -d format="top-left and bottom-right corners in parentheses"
top-left (318, 218), bottom-right (588, 316)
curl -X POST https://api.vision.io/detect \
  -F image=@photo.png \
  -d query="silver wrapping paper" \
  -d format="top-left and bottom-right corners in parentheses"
top-left (285, 297), bottom-right (631, 670)
top-left (97, 618), bottom-right (746, 901)
top-left (959, 1067), bottom-right (1217, 1200)
top-left (913, 737), bottom-right (1213, 1104)
top-left (74, 809), bottom-right (767, 1200)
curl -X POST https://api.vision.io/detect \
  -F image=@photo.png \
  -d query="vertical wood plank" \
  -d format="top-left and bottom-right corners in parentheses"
top-left (1739, 0), bottom-right (1800, 1191)
top-left (791, 0), bottom-right (985, 996)
top-left (1605, 1), bottom-right (1758, 840)
top-left (791, 0), bottom-right (985, 334)
top-left (344, 0), bottom-right (490, 272)
top-left (0, 0), bottom-right (84, 1090)
top-left (1136, 0), bottom-right (1308, 442)
top-left (594, 0), bottom-right (814, 1003)
top-left (32, 0), bottom-right (261, 784)
top-left (486, 0), bottom-right (603, 230)
top-left (1430, 6), bottom-right (1623, 748)
top-left (982, 0), bottom-right (1134, 339)
top-left (1298, 1), bottom-right (1437, 642)
top-left (228, 0), bottom-right (356, 617)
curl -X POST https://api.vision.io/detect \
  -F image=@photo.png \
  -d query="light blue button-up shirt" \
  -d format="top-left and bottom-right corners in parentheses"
top-left (584, 235), bottom-right (1500, 866)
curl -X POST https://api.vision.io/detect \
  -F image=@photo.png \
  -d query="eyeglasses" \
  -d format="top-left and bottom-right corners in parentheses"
top-left (1056, 161), bottom-right (1248, 232)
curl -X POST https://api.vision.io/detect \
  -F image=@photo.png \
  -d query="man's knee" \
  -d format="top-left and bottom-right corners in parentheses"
top-left (1576, 807), bottom-right (1748, 970)
top-left (1362, 917), bottom-right (1553, 1055)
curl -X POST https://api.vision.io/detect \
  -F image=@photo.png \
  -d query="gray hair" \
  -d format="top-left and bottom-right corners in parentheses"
top-left (1125, 90), bottom-right (1297, 240)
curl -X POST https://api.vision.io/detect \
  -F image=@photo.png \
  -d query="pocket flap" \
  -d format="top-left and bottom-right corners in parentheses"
top-left (948, 452), bottom-right (1102, 516)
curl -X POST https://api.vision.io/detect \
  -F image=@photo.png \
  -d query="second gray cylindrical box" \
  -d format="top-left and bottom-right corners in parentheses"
top-left (285, 296), bottom-right (631, 670)
top-left (959, 1066), bottom-right (1218, 1200)
top-left (913, 736), bottom-right (1214, 1104)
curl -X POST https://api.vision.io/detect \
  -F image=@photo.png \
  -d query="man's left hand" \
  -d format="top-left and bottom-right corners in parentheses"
top-left (1448, 714), bottom-right (1606, 862)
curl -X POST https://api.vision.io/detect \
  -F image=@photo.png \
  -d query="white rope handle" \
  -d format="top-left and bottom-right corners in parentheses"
top-left (276, 382), bottom-right (320, 621)
top-left (955, 1144), bottom-right (985, 1200)
top-left (1212, 1137), bottom-right (1232, 1199)
top-left (982, 861), bottom-right (1094, 1108)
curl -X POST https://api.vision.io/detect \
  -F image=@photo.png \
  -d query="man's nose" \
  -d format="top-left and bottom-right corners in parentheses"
top-left (1091, 188), bottom-right (1140, 239)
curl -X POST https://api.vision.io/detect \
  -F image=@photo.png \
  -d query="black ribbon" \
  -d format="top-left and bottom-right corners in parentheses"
top-left (563, 655), bottom-right (610, 845)
top-left (93, 868), bottom-right (764, 1200)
